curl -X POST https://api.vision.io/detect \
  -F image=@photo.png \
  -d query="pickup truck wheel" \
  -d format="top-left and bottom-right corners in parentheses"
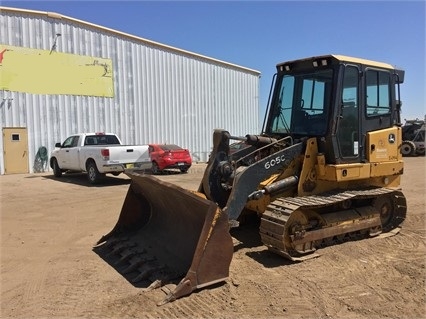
top-left (86, 161), bottom-right (104, 184)
top-left (52, 158), bottom-right (62, 177)
top-left (179, 167), bottom-right (189, 173)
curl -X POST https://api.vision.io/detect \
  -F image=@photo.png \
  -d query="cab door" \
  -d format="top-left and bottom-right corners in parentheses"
top-left (336, 65), bottom-right (361, 162)
top-left (337, 66), bottom-right (397, 163)
top-left (363, 68), bottom-right (400, 162)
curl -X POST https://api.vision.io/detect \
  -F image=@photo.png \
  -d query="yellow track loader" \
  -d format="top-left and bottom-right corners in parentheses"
top-left (95, 55), bottom-right (407, 305)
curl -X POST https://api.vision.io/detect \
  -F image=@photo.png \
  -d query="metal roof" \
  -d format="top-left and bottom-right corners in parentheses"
top-left (0, 6), bottom-right (261, 76)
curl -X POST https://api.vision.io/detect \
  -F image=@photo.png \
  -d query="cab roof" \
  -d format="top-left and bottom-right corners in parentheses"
top-left (276, 54), bottom-right (404, 83)
top-left (277, 54), bottom-right (398, 70)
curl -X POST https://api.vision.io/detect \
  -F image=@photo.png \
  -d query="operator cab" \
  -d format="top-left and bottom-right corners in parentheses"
top-left (262, 55), bottom-right (404, 164)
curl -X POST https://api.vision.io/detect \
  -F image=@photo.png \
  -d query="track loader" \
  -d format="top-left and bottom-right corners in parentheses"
top-left (95, 55), bottom-right (407, 305)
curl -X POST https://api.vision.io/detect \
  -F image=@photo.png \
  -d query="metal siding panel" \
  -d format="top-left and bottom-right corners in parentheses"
top-left (131, 43), bottom-right (141, 143)
top-left (139, 45), bottom-right (148, 142)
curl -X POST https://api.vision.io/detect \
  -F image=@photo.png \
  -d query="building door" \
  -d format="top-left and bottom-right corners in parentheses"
top-left (3, 127), bottom-right (29, 174)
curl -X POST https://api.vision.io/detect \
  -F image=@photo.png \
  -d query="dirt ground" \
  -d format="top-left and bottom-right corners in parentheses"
top-left (1, 157), bottom-right (425, 318)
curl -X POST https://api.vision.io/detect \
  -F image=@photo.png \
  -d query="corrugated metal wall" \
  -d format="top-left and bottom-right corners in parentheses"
top-left (0, 7), bottom-right (260, 173)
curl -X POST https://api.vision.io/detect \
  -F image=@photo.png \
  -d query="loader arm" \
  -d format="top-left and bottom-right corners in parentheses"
top-left (199, 129), bottom-right (305, 222)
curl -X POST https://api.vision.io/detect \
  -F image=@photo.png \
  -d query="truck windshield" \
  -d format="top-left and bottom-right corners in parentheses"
top-left (268, 68), bottom-right (333, 136)
top-left (84, 135), bottom-right (120, 145)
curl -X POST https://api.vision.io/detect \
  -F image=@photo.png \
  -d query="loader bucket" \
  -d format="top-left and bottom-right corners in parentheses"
top-left (95, 171), bottom-right (234, 304)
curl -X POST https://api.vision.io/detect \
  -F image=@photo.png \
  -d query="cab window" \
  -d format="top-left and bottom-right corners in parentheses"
top-left (366, 70), bottom-right (391, 116)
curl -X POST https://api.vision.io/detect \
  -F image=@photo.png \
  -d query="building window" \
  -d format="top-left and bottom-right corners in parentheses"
top-left (11, 134), bottom-right (20, 141)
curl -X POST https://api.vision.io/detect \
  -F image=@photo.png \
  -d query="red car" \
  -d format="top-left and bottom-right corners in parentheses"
top-left (148, 144), bottom-right (192, 174)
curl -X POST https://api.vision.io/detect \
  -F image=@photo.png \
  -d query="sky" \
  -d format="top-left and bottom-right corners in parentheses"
top-left (2, 0), bottom-right (425, 123)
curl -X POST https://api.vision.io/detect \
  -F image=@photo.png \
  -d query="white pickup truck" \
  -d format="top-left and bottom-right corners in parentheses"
top-left (50, 133), bottom-right (151, 184)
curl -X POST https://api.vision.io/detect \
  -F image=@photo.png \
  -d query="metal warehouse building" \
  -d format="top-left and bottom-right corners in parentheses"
top-left (0, 7), bottom-right (260, 174)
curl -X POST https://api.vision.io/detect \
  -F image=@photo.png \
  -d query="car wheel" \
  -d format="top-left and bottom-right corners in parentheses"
top-left (400, 141), bottom-right (416, 156)
top-left (179, 167), bottom-right (189, 173)
top-left (52, 158), bottom-right (62, 177)
top-left (86, 160), bottom-right (104, 184)
top-left (152, 162), bottom-right (161, 175)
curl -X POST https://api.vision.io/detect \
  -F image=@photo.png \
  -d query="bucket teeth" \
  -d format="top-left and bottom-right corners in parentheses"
top-left (132, 265), bottom-right (166, 283)
top-left (141, 279), bottom-right (163, 292)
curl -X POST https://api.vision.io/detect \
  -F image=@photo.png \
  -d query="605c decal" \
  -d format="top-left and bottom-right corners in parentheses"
top-left (265, 155), bottom-right (286, 169)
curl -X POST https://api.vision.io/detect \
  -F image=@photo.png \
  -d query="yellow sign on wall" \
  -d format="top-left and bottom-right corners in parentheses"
top-left (0, 45), bottom-right (114, 97)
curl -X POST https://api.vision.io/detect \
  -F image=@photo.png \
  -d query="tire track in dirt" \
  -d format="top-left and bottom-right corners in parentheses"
top-left (21, 263), bottom-right (50, 310)
top-left (304, 232), bottom-right (426, 318)
top-left (99, 283), bottom-right (238, 318)
top-left (378, 231), bottom-right (426, 257)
